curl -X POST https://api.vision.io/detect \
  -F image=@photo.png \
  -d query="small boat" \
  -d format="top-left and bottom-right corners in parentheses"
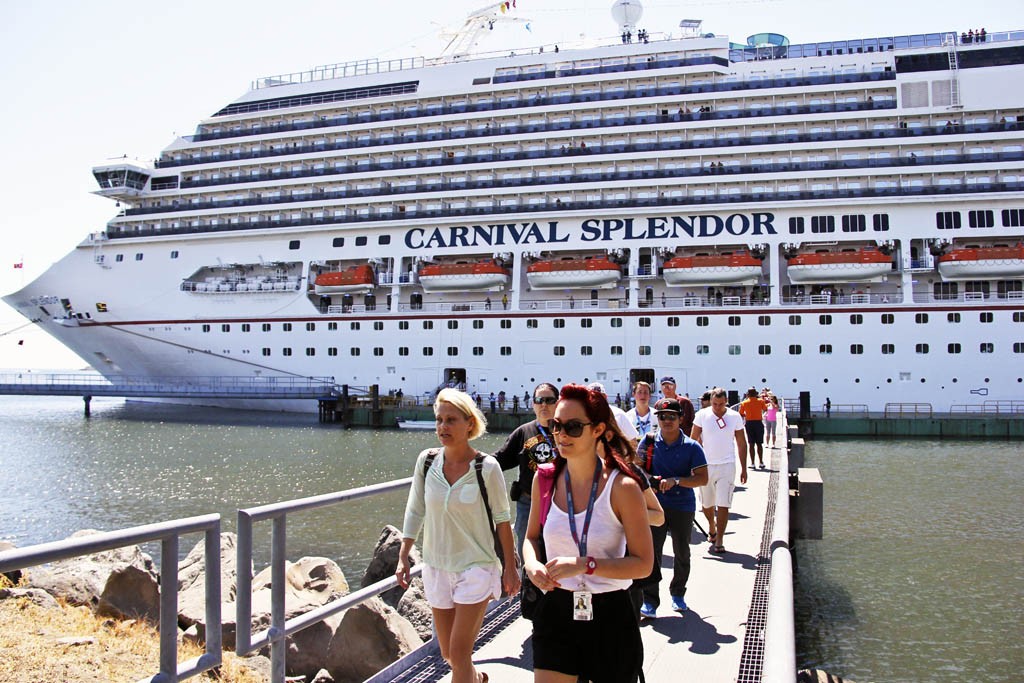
top-left (417, 260), bottom-right (510, 292)
top-left (396, 418), bottom-right (436, 430)
top-left (786, 246), bottom-right (893, 283)
top-left (663, 250), bottom-right (763, 286)
top-left (937, 243), bottom-right (1024, 281)
top-left (526, 256), bottom-right (621, 290)
top-left (314, 265), bottom-right (376, 294)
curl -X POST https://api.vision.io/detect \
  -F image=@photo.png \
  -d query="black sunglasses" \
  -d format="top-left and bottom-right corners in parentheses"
top-left (533, 396), bottom-right (557, 405)
top-left (657, 413), bottom-right (679, 421)
top-left (550, 419), bottom-right (592, 437)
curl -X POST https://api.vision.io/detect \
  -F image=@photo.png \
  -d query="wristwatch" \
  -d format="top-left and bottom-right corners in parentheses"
top-left (674, 477), bottom-right (681, 487)
top-left (585, 556), bottom-right (597, 575)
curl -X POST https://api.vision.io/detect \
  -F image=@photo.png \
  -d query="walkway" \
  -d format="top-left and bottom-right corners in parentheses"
top-left (382, 449), bottom-right (780, 682)
top-left (0, 373), bottom-right (337, 400)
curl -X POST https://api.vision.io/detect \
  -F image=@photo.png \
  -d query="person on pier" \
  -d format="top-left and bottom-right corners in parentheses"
top-left (624, 380), bottom-right (654, 441)
top-left (396, 389), bottom-right (520, 683)
top-left (738, 387), bottom-right (768, 469)
top-left (689, 387), bottom-right (747, 554)
top-left (523, 383), bottom-right (653, 683)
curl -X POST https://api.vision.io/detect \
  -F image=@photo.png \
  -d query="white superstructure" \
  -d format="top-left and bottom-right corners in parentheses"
top-left (6, 7), bottom-right (1024, 411)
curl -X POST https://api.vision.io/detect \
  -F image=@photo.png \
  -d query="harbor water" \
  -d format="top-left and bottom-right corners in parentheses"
top-left (0, 395), bottom-right (1020, 681)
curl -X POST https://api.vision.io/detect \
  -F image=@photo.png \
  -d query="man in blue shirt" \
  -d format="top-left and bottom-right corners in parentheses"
top-left (637, 398), bottom-right (709, 618)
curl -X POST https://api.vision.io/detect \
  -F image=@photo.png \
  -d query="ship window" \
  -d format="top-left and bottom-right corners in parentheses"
top-left (328, 322), bottom-right (338, 331)
top-left (241, 324), bottom-right (251, 332)
top-left (667, 317), bottom-right (680, 327)
top-left (423, 321), bottom-right (433, 329)
top-left (850, 314), bottom-right (863, 324)
top-left (811, 216), bottom-right (835, 233)
top-left (873, 214), bottom-right (890, 231)
top-left (881, 314), bottom-right (895, 324)
top-left (554, 319), bottom-right (566, 329)
top-left (222, 324), bottom-right (231, 332)
top-left (283, 323), bottom-right (293, 331)
top-left (611, 346), bottom-right (623, 355)
top-left (354, 236), bottom-right (367, 246)
top-left (350, 348), bottom-right (360, 356)
top-left (333, 238), bottom-right (345, 247)
top-left (527, 319), bottom-right (538, 329)
top-left (697, 316), bottom-right (709, 327)
top-left (948, 343), bottom-right (961, 354)
top-left (841, 215), bottom-right (866, 233)
top-left (758, 316), bottom-right (771, 326)
top-left (881, 344), bottom-right (895, 354)
top-left (135, 253), bottom-right (144, 261)
top-left (1015, 343), bottom-right (1024, 353)
top-left (202, 324), bottom-right (211, 333)
top-left (581, 319), bottom-right (593, 328)
top-left (501, 320), bottom-right (511, 329)
top-left (473, 320), bottom-right (484, 329)
top-left (668, 345), bottom-right (680, 355)
top-left (171, 251), bottom-right (179, 259)
top-left (788, 217), bottom-right (805, 234)
top-left (378, 235), bottom-right (391, 245)
top-left (423, 347), bottom-right (433, 356)
top-left (934, 282), bottom-right (958, 299)
top-left (447, 347), bottom-right (458, 356)
top-left (306, 322), bottom-right (316, 331)
top-left (262, 348), bottom-right (271, 356)
top-left (398, 347), bottom-right (409, 356)
top-left (374, 322), bottom-right (384, 331)
top-left (283, 348), bottom-right (293, 356)
top-left (916, 343), bottom-right (929, 354)
top-left (1002, 209), bottom-right (1024, 227)
top-left (819, 315), bottom-right (832, 325)
top-left (399, 321), bottom-right (409, 330)
top-left (306, 347), bottom-right (315, 356)
top-left (639, 346), bottom-right (651, 356)
top-left (554, 346), bottom-right (566, 356)
top-left (788, 315), bottom-right (802, 325)
top-left (980, 312), bottom-right (994, 323)
top-left (611, 318), bottom-right (623, 328)
top-left (448, 320), bottom-right (458, 329)
top-left (915, 313), bottom-right (929, 324)
top-left (581, 346), bottom-right (593, 356)
top-left (473, 347), bottom-right (484, 356)
top-left (936, 212), bottom-right (961, 229)
top-left (968, 210), bottom-right (995, 228)
top-left (116, 254), bottom-right (124, 262)
top-left (328, 347), bottom-right (338, 356)
top-left (696, 345), bottom-right (709, 355)
top-left (289, 240), bottom-right (300, 250)
top-left (850, 344), bottom-right (864, 354)
top-left (728, 316), bottom-right (741, 326)
top-left (639, 317), bottom-right (651, 328)
top-left (262, 323), bottom-right (271, 332)
top-left (349, 322), bottom-right (359, 330)
top-left (728, 345), bottom-right (741, 356)
top-left (948, 312), bottom-right (961, 323)
top-left (788, 345), bottom-right (800, 355)
top-left (820, 344), bottom-right (833, 354)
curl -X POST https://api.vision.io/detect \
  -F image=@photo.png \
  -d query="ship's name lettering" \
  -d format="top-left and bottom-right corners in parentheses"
top-left (581, 213), bottom-right (776, 241)
top-left (405, 222), bottom-right (569, 249)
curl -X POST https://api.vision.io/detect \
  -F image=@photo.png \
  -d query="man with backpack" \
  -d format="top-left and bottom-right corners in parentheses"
top-left (637, 398), bottom-right (709, 619)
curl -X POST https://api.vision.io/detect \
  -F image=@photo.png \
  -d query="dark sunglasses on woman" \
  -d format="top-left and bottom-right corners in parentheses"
top-left (549, 419), bottom-right (592, 437)
top-left (532, 396), bottom-right (557, 405)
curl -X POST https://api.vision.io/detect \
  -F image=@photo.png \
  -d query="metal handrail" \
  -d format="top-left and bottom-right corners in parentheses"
top-left (762, 436), bottom-right (796, 682)
top-left (236, 478), bottom-right (423, 683)
top-left (0, 515), bottom-right (222, 683)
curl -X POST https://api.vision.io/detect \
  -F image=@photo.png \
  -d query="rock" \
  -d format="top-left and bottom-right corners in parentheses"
top-left (0, 587), bottom-right (60, 609)
top-left (281, 612), bottom-right (342, 679)
top-left (325, 598), bottom-right (421, 683)
top-left (178, 532), bottom-right (244, 635)
top-left (396, 577), bottom-right (432, 641)
top-left (237, 654), bottom-right (272, 681)
top-left (28, 530), bottom-right (159, 622)
top-left (0, 540), bottom-right (23, 585)
top-left (310, 668), bottom-right (335, 683)
top-left (181, 623), bottom-right (202, 646)
top-left (361, 526), bottom-right (420, 608)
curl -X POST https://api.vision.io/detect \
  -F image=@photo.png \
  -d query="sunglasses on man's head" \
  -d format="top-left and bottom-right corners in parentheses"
top-left (550, 419), bottom-right (592, 437)
top-left (533, 396), bottom-right (557, 405)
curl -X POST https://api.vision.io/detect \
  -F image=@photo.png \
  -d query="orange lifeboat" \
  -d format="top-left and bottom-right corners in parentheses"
top-left (417, 260), bottom-right (510, 292)
top-left (314, 265), bottom-right (376, 294)
top-left (663, 250), bottom-right (763, 286)
top-left (526, 256), bottom-right (621, 290)
top-left (937, 243), bottom-right (1024, 281)
top-left (786, 246), bottom-right (893, 283)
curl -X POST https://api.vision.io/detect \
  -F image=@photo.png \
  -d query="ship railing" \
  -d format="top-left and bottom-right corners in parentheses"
top-left (0, 515), bottom-right (223, 683)
top-left (950, 401), bottom-right (1024, 415)
top-left (911, 291), bottom-right (1024, 304)
top-left (780, 293), bottom-right (895, 306)
top-left (884, 403), bottom-right (934, 418)
top-left (0, 373), bottom-right (336, 391)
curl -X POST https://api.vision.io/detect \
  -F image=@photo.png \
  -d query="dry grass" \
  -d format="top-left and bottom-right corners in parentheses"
top-left (0, 576), bottom-right (265, 683)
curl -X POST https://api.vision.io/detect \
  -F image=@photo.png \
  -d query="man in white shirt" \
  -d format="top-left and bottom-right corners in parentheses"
top-left (587, 382), bottom-right (640, 441)
top-left (624, 380), bottom-right (654, 441)
top-left (689, 387), bottom-right (747, 554)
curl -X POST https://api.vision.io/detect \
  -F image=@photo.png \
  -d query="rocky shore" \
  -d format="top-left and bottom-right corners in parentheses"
top-left (0, 526), bottom-right (427, 683)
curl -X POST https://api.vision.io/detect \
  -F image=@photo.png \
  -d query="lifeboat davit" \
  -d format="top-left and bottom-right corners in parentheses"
top-left (526, 257), bottom-right (621, 290)
top-left (417, 260), bottom-right (510, 292)
top-left (786, 247), bottom-right (893, 283)
top-left (663, 251), bottom-right (763, 286)
top-left (937, 244), bottom-right (1024, 281)
top-left (314, 265), bottom-right (376, 294)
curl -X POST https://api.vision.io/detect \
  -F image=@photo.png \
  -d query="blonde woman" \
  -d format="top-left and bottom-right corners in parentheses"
top-left (397, 389), bottom-right (520, 683)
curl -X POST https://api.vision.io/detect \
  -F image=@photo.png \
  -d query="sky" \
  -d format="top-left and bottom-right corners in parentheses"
top-left (1, 0), bottom-right (1020, 369)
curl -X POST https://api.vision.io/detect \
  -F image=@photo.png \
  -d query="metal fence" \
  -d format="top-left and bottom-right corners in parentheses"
top-left (0, 515), bottom-right (222, 683)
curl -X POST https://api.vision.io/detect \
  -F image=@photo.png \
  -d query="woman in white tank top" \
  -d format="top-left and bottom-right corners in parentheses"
top-left (522, 383), bottom-right (654, 683)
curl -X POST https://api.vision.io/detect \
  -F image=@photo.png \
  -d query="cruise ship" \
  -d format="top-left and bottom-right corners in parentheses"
top-left (5, 2), bottom-right (1024, 412)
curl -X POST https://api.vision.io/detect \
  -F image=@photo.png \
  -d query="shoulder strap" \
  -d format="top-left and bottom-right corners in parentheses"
top-left (474, 454), bottom-right (496, 531)
top-left (422, 447), bottom-right (441, 478)
top-left (641, 434), bottom-right (655, 472)
top-left (536, 463), bottom-right (557, 526)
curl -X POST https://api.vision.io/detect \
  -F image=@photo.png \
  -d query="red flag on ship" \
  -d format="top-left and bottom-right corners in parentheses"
top-left (13, 261), bottom-right (22, 269)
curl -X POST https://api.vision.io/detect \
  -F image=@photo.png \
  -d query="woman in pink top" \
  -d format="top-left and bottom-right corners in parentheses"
top-left (764, 394), bottom-right (780, 448)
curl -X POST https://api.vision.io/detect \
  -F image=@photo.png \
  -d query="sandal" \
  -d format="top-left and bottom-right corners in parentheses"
top-left (711, 545), bottom-right (726, 554)
top-left (707, 532), bottom-right (717, 545)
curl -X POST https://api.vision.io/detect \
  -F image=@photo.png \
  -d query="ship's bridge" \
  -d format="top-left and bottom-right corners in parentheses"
top-left (92, 158), bottom-right (151, 200)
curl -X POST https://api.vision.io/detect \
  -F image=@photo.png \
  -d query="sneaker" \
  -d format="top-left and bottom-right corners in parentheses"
top-left (640, 602), bottom-right (657, 619)
top-left (671, 596), bottom-right (688, 613)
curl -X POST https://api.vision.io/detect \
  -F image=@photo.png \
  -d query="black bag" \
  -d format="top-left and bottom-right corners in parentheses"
top-left (519, 539), bottom-right (546, 619)
top-left (509, 479), bottom-right (523, 502)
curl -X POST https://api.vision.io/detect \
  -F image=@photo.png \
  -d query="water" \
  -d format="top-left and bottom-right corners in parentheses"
top-left (795, 439), bottom-right (1024, 683)
top-left (2, 396), bottom-right (1021, 680)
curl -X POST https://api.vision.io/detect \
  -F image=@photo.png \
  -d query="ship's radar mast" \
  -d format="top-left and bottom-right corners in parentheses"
top-left (611, 0), bottom-right (644, 34)
top-left (439, 2), bottom-right (530, 58)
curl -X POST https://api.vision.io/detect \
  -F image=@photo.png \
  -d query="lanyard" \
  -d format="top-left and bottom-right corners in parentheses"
top-left (536, 422), bottom-right (555, 450)
top-left (565, 458), bottom-right (602, 557)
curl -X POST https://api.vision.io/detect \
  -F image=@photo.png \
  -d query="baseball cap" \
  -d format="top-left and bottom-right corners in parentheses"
top-left (586, 381), bottom-right (607, 395)
top-left (653, 397), bottom-right (682, 414)
top-left (659, 376), bottom-right (676, 385)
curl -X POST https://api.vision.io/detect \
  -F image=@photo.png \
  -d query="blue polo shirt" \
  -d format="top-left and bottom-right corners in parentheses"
top-left (641, 431), bottom-right (708, 512)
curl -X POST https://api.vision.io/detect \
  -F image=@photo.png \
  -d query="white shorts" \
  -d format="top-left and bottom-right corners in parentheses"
top-left (699, 463), bottom-right (736, 509)
top-left (422, 564), bottom-right (501, 609)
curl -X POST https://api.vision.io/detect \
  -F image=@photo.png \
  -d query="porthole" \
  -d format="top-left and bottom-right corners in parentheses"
top-left (823, 378), bottom-right (829, 383)
top-left (855, 378), bottom-right (860, 383)
top-left (886, 378), bottom-right (892, 383)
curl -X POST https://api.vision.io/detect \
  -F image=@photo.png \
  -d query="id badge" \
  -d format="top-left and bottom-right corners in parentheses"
top-left (572, 590), bottom-right (593, 621)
